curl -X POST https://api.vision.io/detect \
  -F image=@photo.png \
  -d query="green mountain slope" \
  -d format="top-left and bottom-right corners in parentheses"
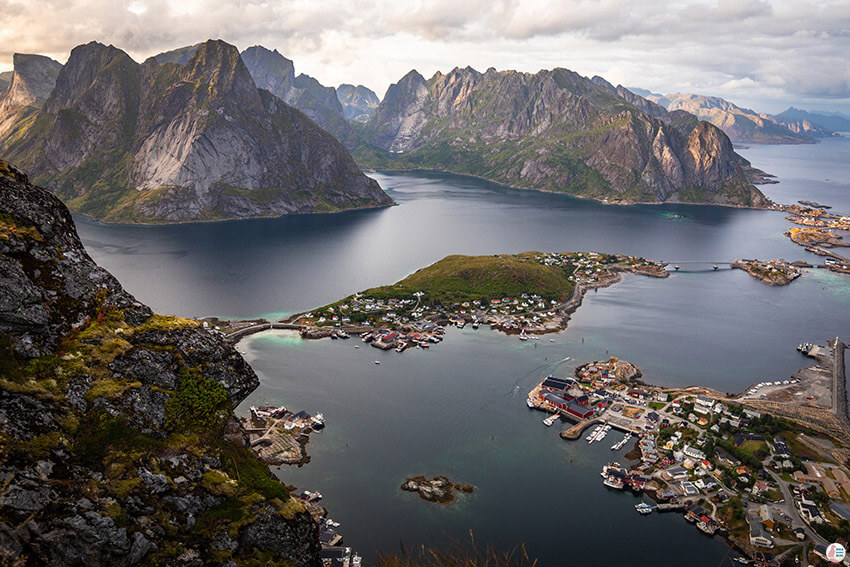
top-left (357, 67), bottom-right (768, 207)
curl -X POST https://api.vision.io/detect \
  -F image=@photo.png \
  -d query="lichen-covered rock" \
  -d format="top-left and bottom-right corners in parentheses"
top-left (0, 162), bottom-right (321, 565)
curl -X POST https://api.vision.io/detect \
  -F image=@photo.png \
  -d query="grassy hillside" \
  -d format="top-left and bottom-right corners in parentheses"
top-left (368, 253), bottom-right (575, 305)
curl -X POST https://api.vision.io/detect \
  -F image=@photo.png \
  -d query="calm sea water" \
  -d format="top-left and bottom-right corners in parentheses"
top-left (74, 138), bottom-right (850, 565)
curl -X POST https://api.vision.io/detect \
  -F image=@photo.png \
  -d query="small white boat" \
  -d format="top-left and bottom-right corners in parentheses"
top-left (635, 503), bottom-right (653, 515)
top-left (543, 413), bottom-right (560, 426)
top-left (526, 398), bottom-right (536, 408)
top-left (519, 332), bottom-right (528, 341)
top-left (374, 360), bottom-right (380, 365)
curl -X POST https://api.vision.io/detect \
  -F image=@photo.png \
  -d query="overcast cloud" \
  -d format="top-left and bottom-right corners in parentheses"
top-left (1, 0), bottom-right (849, 113)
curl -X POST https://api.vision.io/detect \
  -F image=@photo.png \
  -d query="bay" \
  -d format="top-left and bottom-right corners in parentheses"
top-left (74, 137), bottom-right (850, 565)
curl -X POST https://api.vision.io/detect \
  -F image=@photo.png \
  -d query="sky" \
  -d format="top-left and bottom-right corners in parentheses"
top-left (1, 0), bottom-right (849, 114)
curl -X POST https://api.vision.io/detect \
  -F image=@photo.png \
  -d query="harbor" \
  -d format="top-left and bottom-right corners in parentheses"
top-left (524, 340), bottom-right (850, 565)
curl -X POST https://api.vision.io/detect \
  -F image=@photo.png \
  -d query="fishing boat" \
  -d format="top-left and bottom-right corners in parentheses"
top-left (635, 503), bottom-right (653, 515)
top-left (603, 475), bottom-right (624, 490)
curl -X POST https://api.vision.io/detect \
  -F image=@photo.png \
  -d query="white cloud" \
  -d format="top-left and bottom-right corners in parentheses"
top-left (0, 0), bottom-right (848, 113)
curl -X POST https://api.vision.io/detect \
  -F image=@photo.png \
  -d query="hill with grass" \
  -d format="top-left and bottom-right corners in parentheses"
top-left (363, 253), bottom-right (576, 305)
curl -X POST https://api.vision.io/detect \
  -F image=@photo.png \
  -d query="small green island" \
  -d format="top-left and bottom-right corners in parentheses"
top-left (290, 251), bottom-right (668, 348)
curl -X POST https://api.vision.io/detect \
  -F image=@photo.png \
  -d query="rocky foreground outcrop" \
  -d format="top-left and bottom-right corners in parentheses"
top-left (0, 160), bottom-right (321, 565)
top-left (0, 40), bottom-right (392, 223)
top-left (358, 66), bottom-right (769, 207)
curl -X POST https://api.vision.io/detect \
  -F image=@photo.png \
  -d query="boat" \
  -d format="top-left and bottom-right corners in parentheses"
top-left (603, 475), bottom-right (624, 490)
top-left (374, 360), bottom-right (380, 365)
top-left (674, 265), bottom-right (680, 271)
top-left (330, 331), bottom-right (338, 339)
top-left (697, 521), bottom-right (717, 535)
top-left (526, 398), bottom-right (536, 408)
top-left (543, 413), bottom-right (560, 426)
top-left (472, 321), bottom-right (479, 329)
top-left (713, 265), bottom-right (719, 270)
top-left (311, 413), bottom-right (325, 428)
top-left (518, 331), bottom-right (529, 341)
top-left (635, 503), bottom-right (653, 515)
top-left (337, 330), bottom-right (349, 339)
top-left (362, 333), bottom-right (373, 342)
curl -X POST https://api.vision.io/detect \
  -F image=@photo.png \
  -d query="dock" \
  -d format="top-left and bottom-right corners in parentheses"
top-left (560, 418), bottom-right (602, 440)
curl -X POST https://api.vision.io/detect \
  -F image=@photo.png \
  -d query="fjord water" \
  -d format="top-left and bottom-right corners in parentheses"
top-left (75, 140), bottom-right (850, 565)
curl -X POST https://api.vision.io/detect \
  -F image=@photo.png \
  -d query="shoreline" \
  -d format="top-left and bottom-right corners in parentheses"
top-left (218, 261), bottom-right (667, 345)
top-left (368, 167), bottom-right (778, 211)
top-left (71, 201), bottom-right (396, 227)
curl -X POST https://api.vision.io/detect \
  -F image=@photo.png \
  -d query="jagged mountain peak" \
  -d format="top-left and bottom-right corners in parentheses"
top-left (360, 65), bottom-right (768, 207)
top-left (4, 53), bottom-right (62, 108)
top-left (0, 39), bottom-right (391, 223)
top-left (148, 42), bottom-right (202, 65)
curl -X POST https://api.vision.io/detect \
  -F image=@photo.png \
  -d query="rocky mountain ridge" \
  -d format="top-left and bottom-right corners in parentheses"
top-left (639, 91), bottom-right (839, 144)
top-left (240, 46), bottom-right (358, 148)
top-left (776, 107), bottom-right (850, 134)
top-left (0, 40), bottom-right (392, 224)
top-left (358, 66), bottom-right (768, 207)
top-left (0, 158), bottom-right (321, 565)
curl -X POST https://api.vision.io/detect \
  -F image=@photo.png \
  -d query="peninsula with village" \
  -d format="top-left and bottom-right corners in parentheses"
top-left (527, 339), bottom-right (850, 566)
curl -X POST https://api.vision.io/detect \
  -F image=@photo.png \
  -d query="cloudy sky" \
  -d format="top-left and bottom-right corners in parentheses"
top-left (1, 0), bottom-right (849, 114)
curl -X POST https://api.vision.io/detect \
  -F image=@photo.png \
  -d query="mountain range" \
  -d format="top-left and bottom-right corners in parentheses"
top-left (632, 90), bottom-right (840, 144)
top-left (775, 107), bottom-right (850, 134)
top-left (0, 40), bottom-right (392, 223)
top-left (355, 66), bottom-right (769, 207)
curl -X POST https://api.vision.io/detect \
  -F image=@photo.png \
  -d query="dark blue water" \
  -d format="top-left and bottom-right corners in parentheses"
top-left (73, 138), bottom-right (850, 565)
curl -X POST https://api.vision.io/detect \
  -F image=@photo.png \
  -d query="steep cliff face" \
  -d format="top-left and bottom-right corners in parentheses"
top-left (337, 84), bottom-right (379, 122)
top-left (0, 40), bottom-right (392, 223)
top-left (0, 159), bottom-right (321, 566)
top-left (0, 72), bottom-right (11, 97)
top-left (360, 66), bottom-right (768, 206)
top-left (240, 46), bottom-right (358, 148)
top-left (0, 54), bottom-right (62, 140)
